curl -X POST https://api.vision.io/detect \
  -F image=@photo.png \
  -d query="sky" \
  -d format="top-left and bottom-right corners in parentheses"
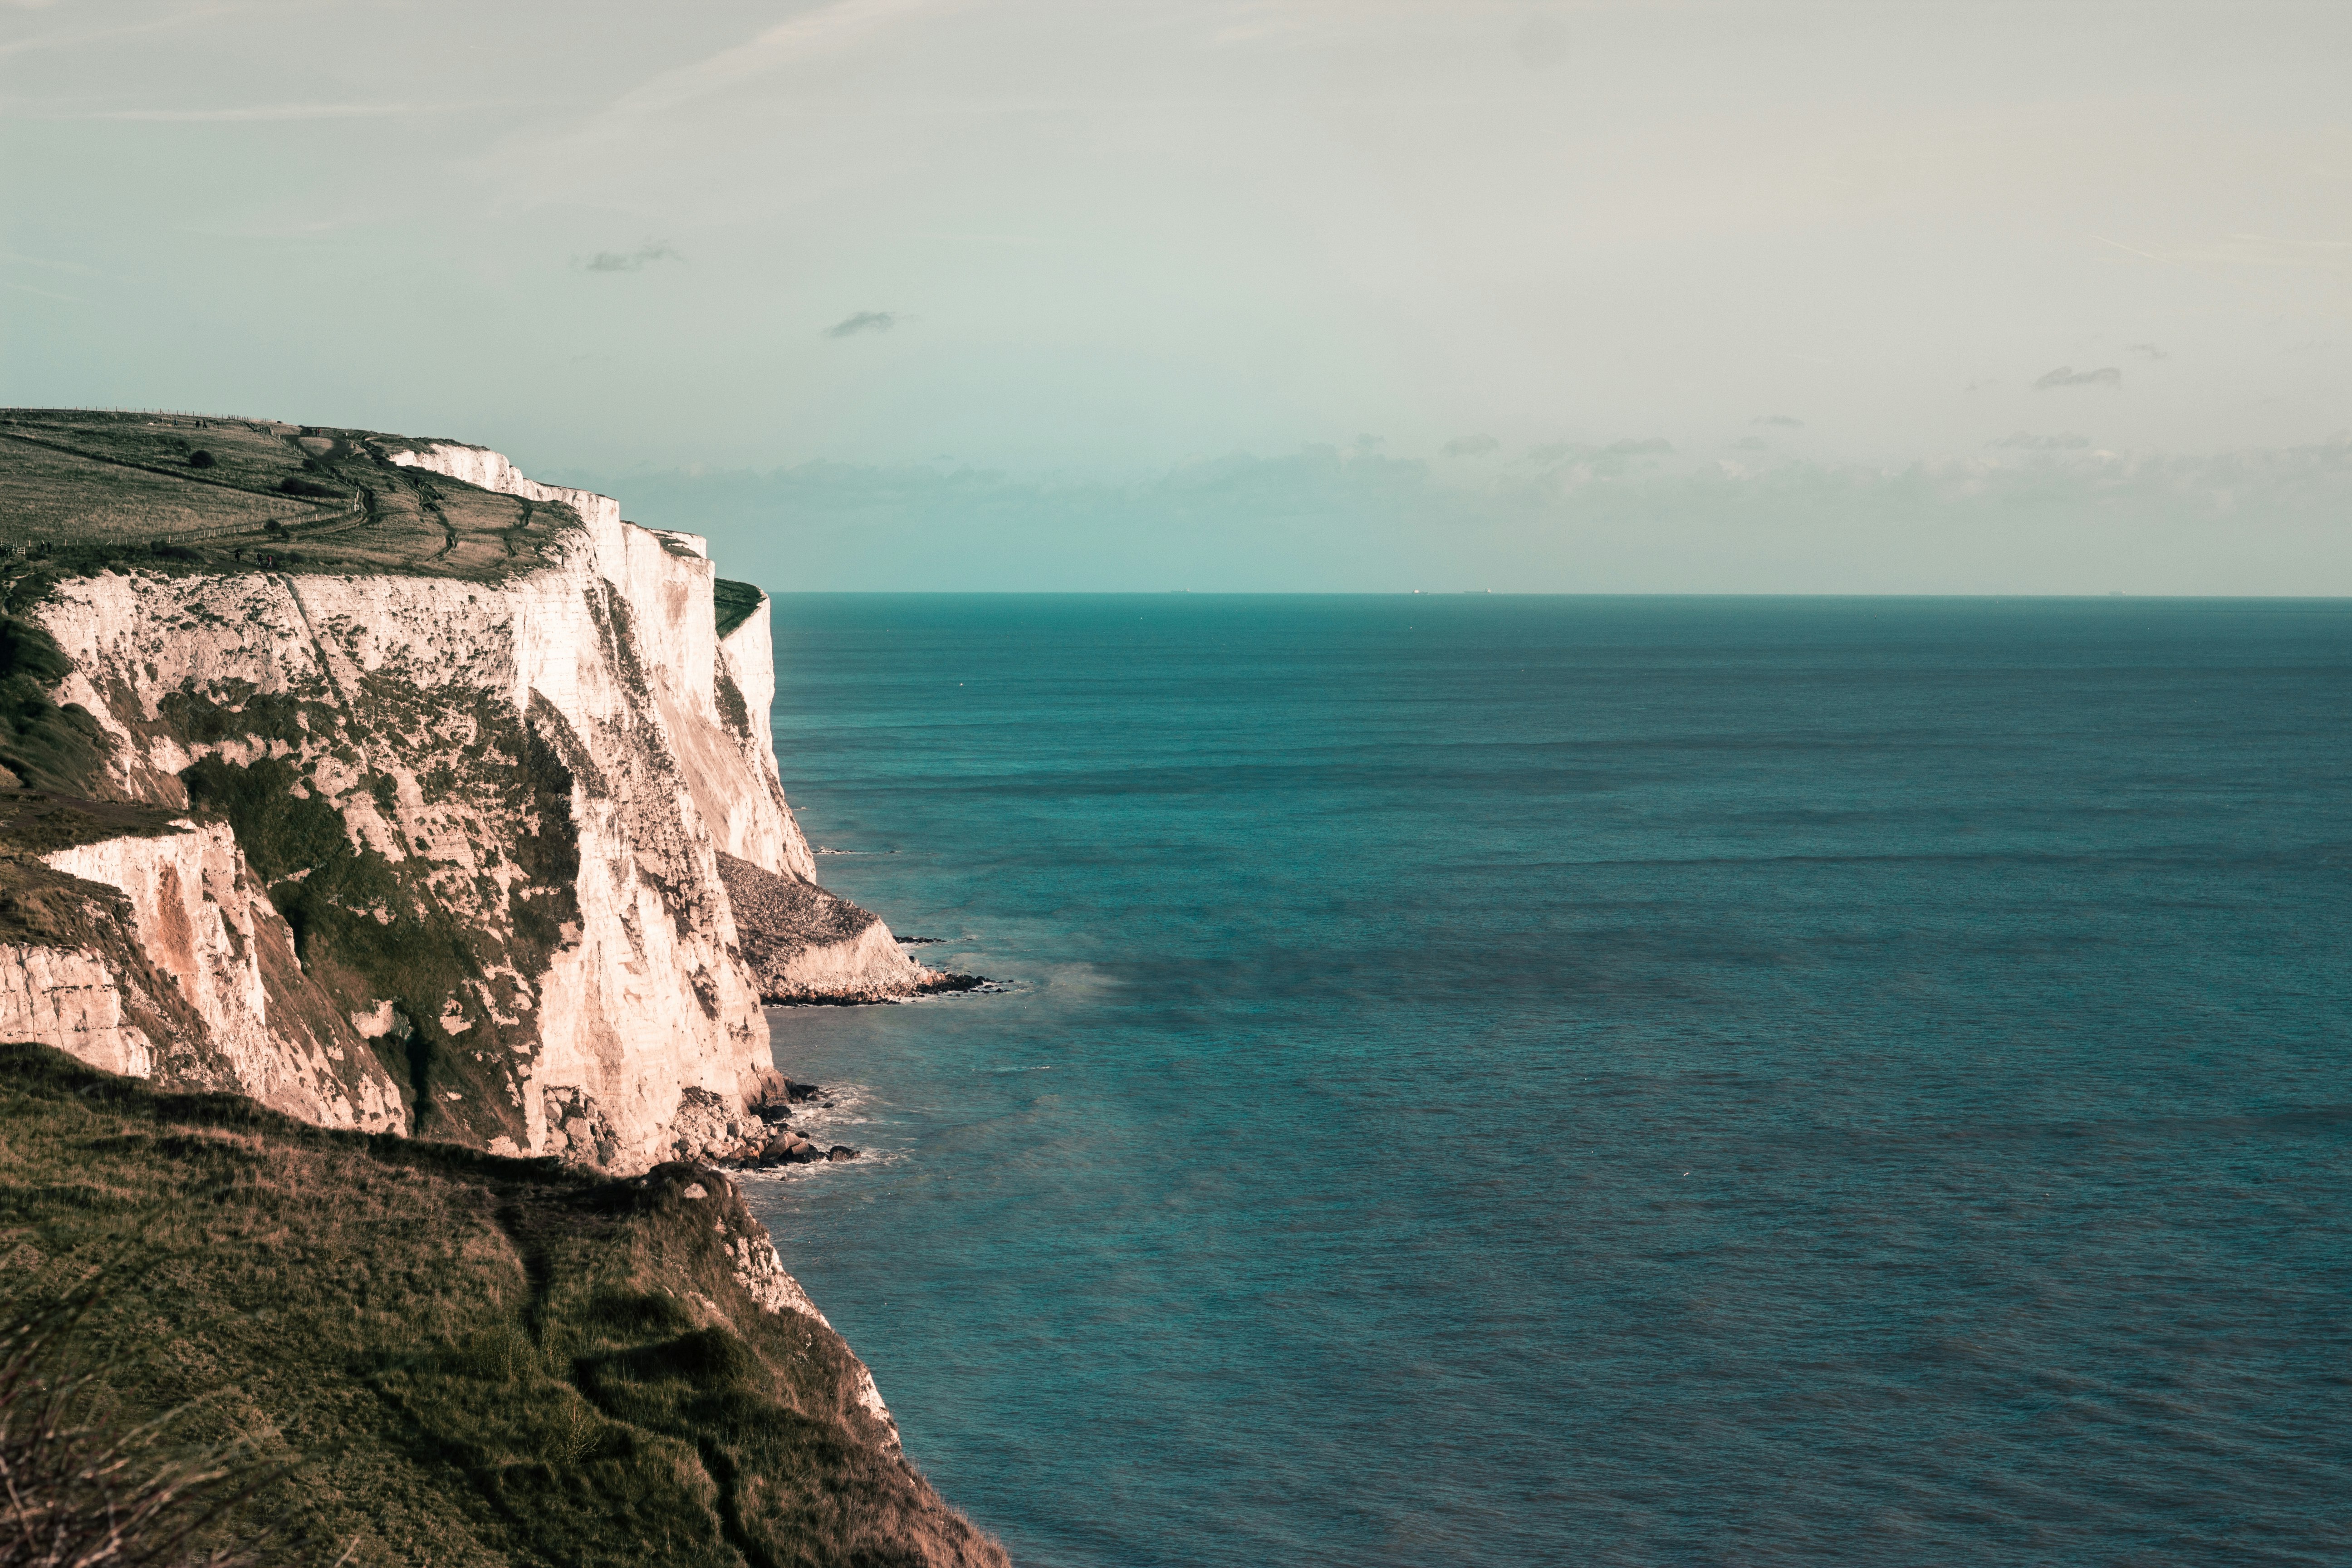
top-left (4, 0), bottom-right (2350, 590)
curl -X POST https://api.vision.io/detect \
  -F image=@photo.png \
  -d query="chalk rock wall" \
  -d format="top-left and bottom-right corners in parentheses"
top-left (385, 449), bottom-right (813, 880)
top-left (394, 446), bottom-right (930, 997)
top-left (0, 803), bottom-right (408, 1132)
top-left (18, 443), bottom-right (933, 1170)
top-left (36, 821), bottom-right (406, 1131)
top-left (0, 941), bottom-right (160, 1082)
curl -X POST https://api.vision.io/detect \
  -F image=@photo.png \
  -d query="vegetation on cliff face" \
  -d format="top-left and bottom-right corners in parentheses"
top-left (0, 615), bottom-right (109, 794)
top-left (176, 716), bottom-right (585, 1142)
top-left (711, 581), bottom-right (763, 642)
top-left (0, 1044), bottom-right (1007, 1568)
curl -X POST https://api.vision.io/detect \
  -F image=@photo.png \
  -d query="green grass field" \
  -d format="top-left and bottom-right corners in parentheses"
top-left (0, 411), bottom-right (571, 583)
top-left (0, 1043), bottom-right (1006, 1568)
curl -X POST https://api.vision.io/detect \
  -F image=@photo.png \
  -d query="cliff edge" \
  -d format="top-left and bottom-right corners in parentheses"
top-left (0, 409), bottom-right (952, 1170)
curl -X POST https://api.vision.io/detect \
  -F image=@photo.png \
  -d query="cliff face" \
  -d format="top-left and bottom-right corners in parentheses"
top-left (1, 419), bottom-right (939, 1171)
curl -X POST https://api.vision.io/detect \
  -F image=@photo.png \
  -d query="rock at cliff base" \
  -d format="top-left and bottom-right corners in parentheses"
top-left (827, 1145), bottom-right (861, 1162)
top-left (719, 850), bottom-right (985, 1004)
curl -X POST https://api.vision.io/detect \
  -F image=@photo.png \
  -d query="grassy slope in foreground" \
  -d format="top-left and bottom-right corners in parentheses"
top-left (0, 1044), bottom-right (1006, 1568)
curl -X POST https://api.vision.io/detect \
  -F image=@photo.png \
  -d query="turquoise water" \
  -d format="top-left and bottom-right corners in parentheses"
top-left (741, 596), bottom-right (2352, 1567)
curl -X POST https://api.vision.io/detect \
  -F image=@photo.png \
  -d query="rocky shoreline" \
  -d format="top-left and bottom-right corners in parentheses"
top-left (770, 969), bottom-right (994, 1005)
top-left (663, 1067), bottom-right (869, 1169)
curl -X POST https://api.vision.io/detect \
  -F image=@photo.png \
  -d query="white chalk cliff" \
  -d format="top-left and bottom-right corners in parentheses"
top-left (6, 440), bottom-right (942, 1170)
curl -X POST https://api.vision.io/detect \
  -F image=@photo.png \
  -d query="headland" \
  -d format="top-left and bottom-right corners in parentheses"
top-left (0, 408), bottom-right (1002, 1564)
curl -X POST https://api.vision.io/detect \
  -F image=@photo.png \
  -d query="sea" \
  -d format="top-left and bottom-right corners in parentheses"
top-left (739, 595), bottom-right (2351, 1568)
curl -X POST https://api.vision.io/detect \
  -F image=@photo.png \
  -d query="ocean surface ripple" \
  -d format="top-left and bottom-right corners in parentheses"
top-left (745, 595), bottom-right (2352, 1568)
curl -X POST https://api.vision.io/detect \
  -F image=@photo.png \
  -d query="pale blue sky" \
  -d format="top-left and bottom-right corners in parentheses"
top-left (5, 1), bottom-right (2349, 589)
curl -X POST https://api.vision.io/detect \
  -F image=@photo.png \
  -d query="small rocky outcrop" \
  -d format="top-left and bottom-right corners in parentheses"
top-left (720, 850), bottom-right (982, 1004)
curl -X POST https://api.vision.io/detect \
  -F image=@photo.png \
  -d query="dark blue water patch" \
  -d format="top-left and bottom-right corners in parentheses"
top-left (742, 596), bottom-right (2352, 1567)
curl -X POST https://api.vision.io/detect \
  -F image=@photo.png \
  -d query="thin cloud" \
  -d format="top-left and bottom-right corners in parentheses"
top-left (825, 311), bottom-right (897, 338)
top-left (559, 439), bottom-right (2352, 594)
top-left (2033, 366), bottom-right (2121, 391)
top-left (0, 0), bottom-right (246, 61)
top-left (617, 0), bottom-right (950, 117)
top-left (1, 276), bottom-right (82, 303)
top-left (1605, 438), bottom-right (1674, 456)
top-left (2125, 343), bottom-right (2168, 360)
top-left (2222, 234), bottom-right (2352, 262)
top-left (508, 0), bottom-right (957, 179)
top-left (2102, 234), bottom-right (2349, 270)
top-left (580, 243), bottom-right (680, 274)
top-left (0, 248), bottom-right (97, 276)
top-left (76, 102), bottom-right (479, 122)
top-left (1442, 435), bottom-right (1499, 457)
top-left (1751, 415), bottom-right (1804, 427)
top-left (1994, 432), bottom-right (2092, 450)
top-left (2230, 234), bottom-right (2352, 247)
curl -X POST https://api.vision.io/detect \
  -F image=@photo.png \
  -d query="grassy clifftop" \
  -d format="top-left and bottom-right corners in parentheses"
top-left (0, 1044), bottom-right (1006, 1568)
top-left (0, 410), bottom-right (569, 583)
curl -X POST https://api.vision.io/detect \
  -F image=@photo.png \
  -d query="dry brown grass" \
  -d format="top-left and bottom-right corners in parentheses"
top-left (0, 1305), bottom-right (268, 1568)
